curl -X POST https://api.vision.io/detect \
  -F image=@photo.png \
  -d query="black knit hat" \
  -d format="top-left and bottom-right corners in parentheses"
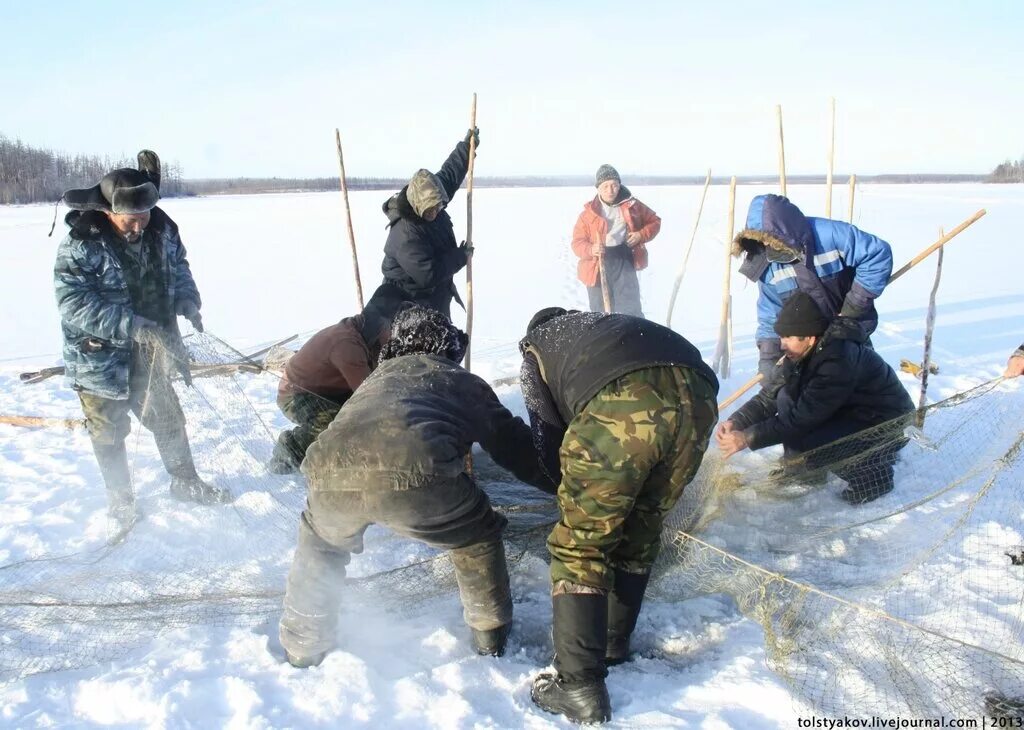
top-left (378, 305), bottom-right (468, 364)
top-left (595, 164), bottom-right (620, 187)
top-left (527, 307), bottom-right (568, 334)
top-left (774, 292), bottom-right (829, 337)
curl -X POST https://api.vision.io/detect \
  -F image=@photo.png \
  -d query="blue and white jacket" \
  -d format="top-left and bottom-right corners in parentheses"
top-left (734, 194), bottom-right (892, 342)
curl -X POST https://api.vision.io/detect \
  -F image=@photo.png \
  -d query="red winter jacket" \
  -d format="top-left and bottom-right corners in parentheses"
top-left (571, 191), bottom-right (661, 287)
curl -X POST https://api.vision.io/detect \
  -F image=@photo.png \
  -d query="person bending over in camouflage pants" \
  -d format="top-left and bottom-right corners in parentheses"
top-left (519, 308), bottom-right (719, 724)
top-left (278, 305), bottom-right (554, 668)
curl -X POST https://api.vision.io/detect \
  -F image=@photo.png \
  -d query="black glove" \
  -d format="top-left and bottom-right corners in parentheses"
top-left (463, 127), bottom-right (480, 149)
top-left (459, 240), bottom-right (475, 260)
top-left (131, 315), bottom-right (160, 338)
top-left (175, 300), bottom-right (204, 333)
top-left (824, 316), bottom-right (866, 343)
top-left (839, 297), bottom-right (868, 319)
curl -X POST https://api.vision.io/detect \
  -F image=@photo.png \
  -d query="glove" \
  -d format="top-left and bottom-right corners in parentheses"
top-left (131, 315), bottom-right (160, 339)
top-left (463, 127), bottom-right (480, 149)
top-left (839, 297), bottom-right (868, 319)
top-left (176, 300), bottom-right (204, 333)
top-left (459, 240), bottom-right (475, 260)
top-left (824, 316), bottom-right (865, 343)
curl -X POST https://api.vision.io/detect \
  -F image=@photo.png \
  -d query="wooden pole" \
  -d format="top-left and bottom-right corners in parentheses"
top-left (464, 93), bottom-right (478, 372)
top-left (916, 231), bottom-right (944, 428)
top-left (666, 168), bottom-right (712, 327)
top-left (776, 105), bottom-right (787, 197)
top-left (848, 174), bottom-right (856, 223)
top-left (0, 415), bottom-right (85, 430)
top-left (826, 97), bottom-right (835, 217)
top-left (598, 255), bottom-right (612, 313)
top-left (717, 210), bottom-right (986, 409)
top-left (335, 129), bottom-right (364, 310)
top-left (713, 176), bottom-right (736, 377)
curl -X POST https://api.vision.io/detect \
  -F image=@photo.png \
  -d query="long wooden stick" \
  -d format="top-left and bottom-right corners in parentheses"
top-left (464, 93), bottom-right (478, 372)
top-left (0, 415), bottom-right (85, 430)
top-left (916, 233), bottom-right (944, 428)
top-left (666, 168), bottom-right (712, 327)
top-left (717, 210), bottom-right (986, 409)
top-left (598, 254), bottom-right (612, 313)
top-left (335, 129), bottom-right (364, 310)
top-left (826, 97), bottom-right (835, 217)
top-left (777, 105), bottom-right (787, 197)
top-left (712, 176), bottom-right (737, 377)
top-left (848, 174), bottom-right (856, 223)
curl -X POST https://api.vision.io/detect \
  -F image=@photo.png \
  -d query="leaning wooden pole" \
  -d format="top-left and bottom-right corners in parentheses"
top-left (777, 104), bottom-right (787, 197)
top-left (666, 168), bottom-right (712, 327)
top-left (717, 209), bottom-right (987, 409)
top-left (712, 176), bottom-right (737, 378)
top-left (826, 97), bottom-right (835, 217)
top-left (335, 129), bottom-right (364, 310)
top-left (0, 415), bottom-right (86, 430)
top-left (464, 93), bottom-right (478, 371)
top-left (848, 174), bottom-right (856, 223)
top-left (598, 255), bottom-right (612, 313)
top-left (916, 233), bottom-right (944, 428)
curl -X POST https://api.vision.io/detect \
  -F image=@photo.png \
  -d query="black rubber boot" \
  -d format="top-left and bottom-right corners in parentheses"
top-left (531, 593), bottom-right (612, 724)
top-left (606, 570), bottom-right (651, 666)
top-left (450, 540), bottom-right (514, 656)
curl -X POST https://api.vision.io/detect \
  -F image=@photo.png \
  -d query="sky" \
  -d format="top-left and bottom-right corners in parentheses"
top-left (2, 0), bottom-right (1022, 179)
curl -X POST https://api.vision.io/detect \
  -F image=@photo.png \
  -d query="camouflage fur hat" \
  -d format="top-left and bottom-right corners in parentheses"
top-left (406, 169), bottom-right (449, 217)
top-left (378, 305), bottom-right (468, 364)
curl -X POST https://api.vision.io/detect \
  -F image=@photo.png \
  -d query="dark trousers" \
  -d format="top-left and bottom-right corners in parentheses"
top-left (272, 391), bottom-right (345, 467)
top-left (279, 474), bottom-right (510, 660)
top-left (586, 245), bottom-right (643, 318)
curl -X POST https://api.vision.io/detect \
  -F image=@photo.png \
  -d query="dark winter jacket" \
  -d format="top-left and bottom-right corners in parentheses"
top-left (380, 141), bottom-right (472, 311)
top-left (734, 194), bottom-right (893, 342)
top-left (302, 354), bottom-right (554, 492)
top-left (280, 313), bottom-right (390, 400)
top-left (53, 208), bottom-right (201, 400)
top-left (728, 324), bottom-right (914, 451)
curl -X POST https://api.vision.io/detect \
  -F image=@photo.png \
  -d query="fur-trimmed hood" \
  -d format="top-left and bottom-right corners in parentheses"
top-left (732, 194), bottom-right (812, 259)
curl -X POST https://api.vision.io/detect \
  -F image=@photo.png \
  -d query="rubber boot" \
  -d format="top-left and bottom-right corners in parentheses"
top-left (606, 570), bottom-right (651, 666)
top-left (450, 540), bottom-right (513, 657)
top-left (91, 441), bottom-right (138, 540)
top-left (531, 593), bottom-right (612, 724)
top-left (156, 426), bottom-right (232, 504)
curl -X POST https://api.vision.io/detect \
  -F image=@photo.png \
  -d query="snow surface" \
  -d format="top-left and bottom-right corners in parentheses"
top-left (1, 183), bottom-right (1022, 727)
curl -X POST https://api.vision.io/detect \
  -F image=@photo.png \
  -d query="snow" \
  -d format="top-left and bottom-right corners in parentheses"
top-left (1, 183), bottom-right (1022, 727)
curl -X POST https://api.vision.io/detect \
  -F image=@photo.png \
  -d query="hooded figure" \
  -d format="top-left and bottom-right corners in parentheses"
top-left (278, 305), bottom-right (554, 668)
top-left (733, 194), bottom-right (893, 377)
top-left (53, 151), bottom-right (230, 541)
top-left (716, 292), bottom-right (914, 504)
top-left (571, 165), bottom-right (661, 317)
top-left (379, 129), bottom-right (479, 318)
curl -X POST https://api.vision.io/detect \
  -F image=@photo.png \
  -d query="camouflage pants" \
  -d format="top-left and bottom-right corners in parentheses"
top-left (272, 391), bottom-right (345, 467)
top-left (548, 366), bottom-right (718, 592)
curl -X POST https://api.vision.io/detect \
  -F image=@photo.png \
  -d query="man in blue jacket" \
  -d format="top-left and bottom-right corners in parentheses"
top-left (716, 292), bottom-right (914, 504)
top-left (733, 195), bottom-right (894, 377)
top-left (54, 154), bottom-right (231, 539)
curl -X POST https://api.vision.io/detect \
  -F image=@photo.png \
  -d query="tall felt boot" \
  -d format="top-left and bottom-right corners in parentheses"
top-left (450, 539), bottom-right (513, 656)
top-left (606, 570), bottom-right (651, 666)
top-left (531, 593), bottom-right (612, 724)
top-left (156, 426), bottom-right (232, 504)
top-left (91, 441), bottom-right (138, 541)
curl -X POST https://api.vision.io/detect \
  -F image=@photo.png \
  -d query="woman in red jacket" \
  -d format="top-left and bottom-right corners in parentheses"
top-left (571, 165), bottom-right (661, 318)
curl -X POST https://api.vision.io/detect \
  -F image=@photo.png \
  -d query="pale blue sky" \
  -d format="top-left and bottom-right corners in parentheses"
top-left (2, 0), bottom-right (1021, 178)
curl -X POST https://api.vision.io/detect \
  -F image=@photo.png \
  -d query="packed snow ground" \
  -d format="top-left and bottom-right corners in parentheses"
top-left (1, 183), bottom-right (1022, 727)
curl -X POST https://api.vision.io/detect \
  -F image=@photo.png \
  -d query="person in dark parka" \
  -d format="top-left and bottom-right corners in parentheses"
top-left (379, 129), bottom-right (479, 318)
top-left (278, 305), bottom-right (554, 668)
top-left (716, 291), bottom-right (914, 504)
top-left (519, 308), bottom-right (718, 724)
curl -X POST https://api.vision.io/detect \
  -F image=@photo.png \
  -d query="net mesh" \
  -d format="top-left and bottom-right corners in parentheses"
top-left (2, 331), bottom-right (1022, 719)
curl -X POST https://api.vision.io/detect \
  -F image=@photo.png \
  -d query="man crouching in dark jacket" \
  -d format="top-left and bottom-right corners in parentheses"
top-left (716, 291), bottom-right (914, 504)
top-left (520, 308), bottom-right (719, 725)
top-left (278, 305), bottom-right (554, 668)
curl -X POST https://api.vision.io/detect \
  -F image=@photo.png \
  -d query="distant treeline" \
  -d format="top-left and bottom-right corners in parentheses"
top-left (988, 158), bottom-right (1024, 183)
top-left (0, 135), bottom-right (187, 204)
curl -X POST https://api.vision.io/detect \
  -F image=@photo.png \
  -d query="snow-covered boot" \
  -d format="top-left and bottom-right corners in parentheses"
top-left (450, 539), bottom-right (513, 657)
top-left (91, 442), bottom-right (139, 543)
top-left (606, 570), bottom-right (651, 666)
top-left (531, 593), bottom-right (612, 724)
top-left (169, 473), bottom-right (232, 505)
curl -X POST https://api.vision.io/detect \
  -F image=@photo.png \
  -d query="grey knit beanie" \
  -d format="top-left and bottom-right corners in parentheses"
top-left (594, 164), bottom-right (621, 187)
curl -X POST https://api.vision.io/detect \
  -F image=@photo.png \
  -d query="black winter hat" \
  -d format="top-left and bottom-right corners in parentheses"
top-left (378, 305), bottom-right (468, 364)
top-left (595, 164), bottom-right (620, 187)
top-left (526, 307), bottom-right (568, 334)
top-left (774, 291), bottom-right (829, 337)
top-left (62, 150), bottom-right (162, 214)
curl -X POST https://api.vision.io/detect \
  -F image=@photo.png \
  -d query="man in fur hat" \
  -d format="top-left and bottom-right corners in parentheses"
top-left (54, 151), bottom-right (230, 539)
top-left (571, 164), bottom-right (661, 317)
top-left (716, 292), bottom-right (914, 504)
top-left (733, 194), bottom-right (894, 377)
top-left (278, 305), bottom-right (554, 668)
top-left (379, 129), bottom-right (479, 318)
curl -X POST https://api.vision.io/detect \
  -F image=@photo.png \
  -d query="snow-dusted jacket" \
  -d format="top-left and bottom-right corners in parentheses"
top-left (728, 324), bottom-right (913, 450)
top-left (380, 141), bottom-right (471, 308)
top-left (734, 195), bottom-right (892, 341)
top-left (53, 208), bottom-right (201, 400)
top-left (571, 187), bottom-right (661, 287)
